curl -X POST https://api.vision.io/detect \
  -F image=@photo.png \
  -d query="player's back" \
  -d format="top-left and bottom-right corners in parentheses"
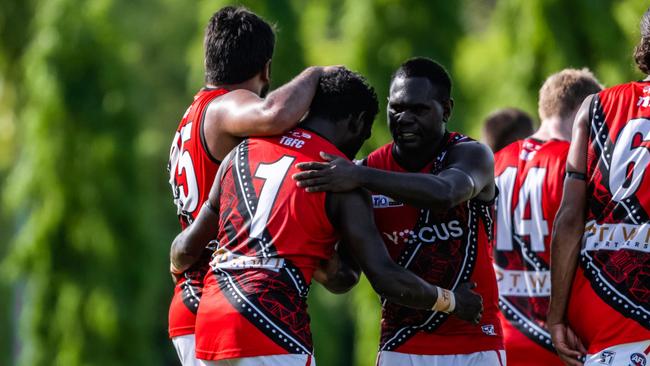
top-left (567, 81), bottom-right (650, 353)
top-left (493, 138), bottom-right (568, 365)
top-left (169, 88), bottom-right (228, 228)
top-left (167, 87), bottom-right (228, 338)
top-left (195, 128), bottom-right (342, 361)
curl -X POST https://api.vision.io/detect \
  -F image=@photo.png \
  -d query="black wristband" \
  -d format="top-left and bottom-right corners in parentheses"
top-left (204, 200), bottom-right (219, 216)
top-left (566, 171), bottom-right (587, 181)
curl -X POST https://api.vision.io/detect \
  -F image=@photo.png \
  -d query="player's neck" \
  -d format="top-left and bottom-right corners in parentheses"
top-left (206, 78), bottom-right (263, 96)
top-left (392, 133), bottom-right (447, 172)
top-left (300, 117), bottom-right (339, 146)
top-left (531, 115), bottom-right (572, 142)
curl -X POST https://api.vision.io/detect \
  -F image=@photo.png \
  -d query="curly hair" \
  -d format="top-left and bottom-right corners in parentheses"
top-left (634, 8), bottom-right (650, 75)
top-left (309, 68), bottom-right (379, 130)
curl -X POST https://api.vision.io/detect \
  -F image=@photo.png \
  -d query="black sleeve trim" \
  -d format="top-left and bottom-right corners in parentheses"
top-left (199, 100), bottom-right (222, 165)
top-left (588, 93), bottom-right (598, 126)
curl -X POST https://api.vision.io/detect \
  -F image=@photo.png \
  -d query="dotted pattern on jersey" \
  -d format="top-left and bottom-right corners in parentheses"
top-left (212, 139), bottom-right (313, 354)
top-left (495, 144), bottom-right (555, 352)
top-left (583, 94), bottom-right (650, 329)
top-left (215, 264), bottom-right (313, 355)
top-left (379, 133), bottom-right (491, 351)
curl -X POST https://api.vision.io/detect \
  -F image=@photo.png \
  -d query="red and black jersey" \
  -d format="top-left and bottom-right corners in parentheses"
top-left (167, 87), bottom-right (228, 338)
top-left (493, 138), bottom-right (567, 366)
top-left (568, 81), bottom-right (650, 353)
top-left (366, 132), bottom-right (504, 355)
top-left (194, 128), bottom-right (342, 361)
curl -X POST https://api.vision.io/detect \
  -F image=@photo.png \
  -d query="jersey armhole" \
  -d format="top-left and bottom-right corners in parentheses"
top-left (588, 94), bottom-right (597, 124)
top-left (199, 101), bottom-right (222, 165)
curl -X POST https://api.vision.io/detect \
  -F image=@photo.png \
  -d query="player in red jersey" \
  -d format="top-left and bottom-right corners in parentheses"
top-left (549, 8), bottom-right (650, 366)
top-left (171, 68), bottom-right (483, 366)
top-left (167, 6), bottom-right (338, 365)
top-left (294, 57), bottom-right (503, 365)
top-left (482, 108), bottom-right (535, 153)
top-left (493, 69), bottom-right (602, 366)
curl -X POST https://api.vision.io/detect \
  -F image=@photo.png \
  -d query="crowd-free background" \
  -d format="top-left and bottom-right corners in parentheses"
top-left (0, 0), bottom-right (648, 365)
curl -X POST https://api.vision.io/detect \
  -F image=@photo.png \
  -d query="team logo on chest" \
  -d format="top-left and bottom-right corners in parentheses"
top-left (382, 220), bottom-right (463, 245)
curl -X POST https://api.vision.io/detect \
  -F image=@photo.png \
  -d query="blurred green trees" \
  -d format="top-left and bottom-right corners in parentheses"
top-left (0, 1), bottom-right (648, 365)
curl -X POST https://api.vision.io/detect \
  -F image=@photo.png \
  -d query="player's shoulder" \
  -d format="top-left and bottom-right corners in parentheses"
top-left (495, 139), bottom-right (523, 156)
top-left (448, 139), bottom-right (493, 163)
top-left (543, 139), bottom-right (571, 152)
top-left (530, 140), bottom-right (570, 167)
top-left (492, 139), bottom-right (524, 171)
top-left (254, 128), bottom-right (343, 161)
top-left (203, 88), bottom-right (255, 119)
top-left (366, 142), bottom-right (394, 168)
top-left (599, 81), bottom-right (640, 101)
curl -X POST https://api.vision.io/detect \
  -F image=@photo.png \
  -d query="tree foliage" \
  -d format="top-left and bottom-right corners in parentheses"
top-left (1, 1), bottom-right (649, 366)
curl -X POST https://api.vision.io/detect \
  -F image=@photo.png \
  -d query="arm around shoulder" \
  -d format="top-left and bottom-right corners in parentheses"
top-left (213, 66), bottom-right (326, 137)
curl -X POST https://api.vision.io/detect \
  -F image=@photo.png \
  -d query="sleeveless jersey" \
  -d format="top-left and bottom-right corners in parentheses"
top-left (567, 81), bottom-right (650, 353)
top-left (493, 138), bottom-right (567, 366)
top-left (366, 132), bottom-right (504, 355)
top-left (167, 87), bottom-right (228, 337)
top-left (194, 128), bottom-right (342, 361)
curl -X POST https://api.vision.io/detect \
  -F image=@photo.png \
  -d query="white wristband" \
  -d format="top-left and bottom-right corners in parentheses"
top-left (433, 287), bottom-right (456, 313)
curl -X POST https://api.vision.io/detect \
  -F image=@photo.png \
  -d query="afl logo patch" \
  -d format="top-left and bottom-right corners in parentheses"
top-left (630, 353), bottom-right (646, 366)
top-left (481, 324), bottom-right (496, 336)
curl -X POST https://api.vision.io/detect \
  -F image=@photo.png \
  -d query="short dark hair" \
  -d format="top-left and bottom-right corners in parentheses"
top-left (635, 7), bottom-right (650, 75)
top-left (482, 108), bottom-right (535, 152)
top-left (204, 6), bottom-right (275, 84)
top-left (392, 57), bottom-right (452, 101)
top-left (309, 68), bottom-right (379, 130)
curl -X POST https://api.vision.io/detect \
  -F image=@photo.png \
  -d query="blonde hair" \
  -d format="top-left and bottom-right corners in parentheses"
top-left (538, 68), bottom-right (603, 120)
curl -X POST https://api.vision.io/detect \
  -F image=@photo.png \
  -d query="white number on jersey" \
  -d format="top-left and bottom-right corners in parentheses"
top-left (168, 122), bottom-right (199, 215)
top-left (249, 156), bottom-right (295, 240)
top-left (609, 118), bottom-right (650, 201)
top-left (496, 166), bottom-right (548, 251)
top-left (496, 167), bottom-right (517, 251)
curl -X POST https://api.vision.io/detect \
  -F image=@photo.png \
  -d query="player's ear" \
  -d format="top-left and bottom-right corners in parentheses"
top-left (443, 98), bottom-right (454, 123)
top-left (262, 60), bottom-right (272, 83)
top-left (348, 112), bottom-right (366, 135)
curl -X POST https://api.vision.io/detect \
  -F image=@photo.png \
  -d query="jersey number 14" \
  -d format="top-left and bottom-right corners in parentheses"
top-left (495, 167), bottom-right (548, 252)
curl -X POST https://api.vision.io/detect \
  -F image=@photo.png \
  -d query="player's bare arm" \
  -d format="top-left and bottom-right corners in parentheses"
top-left (294, 141), bottom-right (495, 209)
top-left (169, 152), bottom-right (232, 278)
top-left (326, 188), bottom-right (483, 323)
top-left (206, 66), bottom-right (339, 160)
top-left (547, 95), bottom-right (593, 366)
top-left (312, 244), bottom-right (361, 294)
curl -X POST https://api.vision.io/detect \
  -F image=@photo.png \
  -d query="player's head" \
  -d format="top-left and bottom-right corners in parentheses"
top-left (388, 57), bottom-right (454, 152)
top-left (538, 68), bottom-right (602, 123)
top-left (307, 68), bottom-right (378, 159)
top-left (482, 108), bottom-right (535, 152)
top-left (204, 6), bottom-right (275, 96)
top-left (635, 7), bottom-right (650, 75)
